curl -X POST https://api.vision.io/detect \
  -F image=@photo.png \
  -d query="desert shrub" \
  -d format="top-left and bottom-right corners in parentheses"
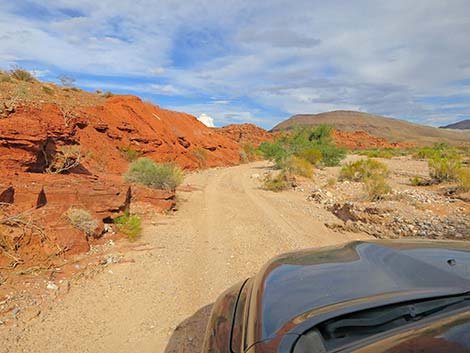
top-left (258, 141), bottom-right (288, 163)
top-left (57, 74), bottom-right (75, 87)
top-left (340, 159), bottom-right (389, 182)
top-left (102, 91), bottom-right (114, 98)
top-left (10, 67), bottom-right (34, 82)
top-left (241, 144), bottom-right (258, 162)
top-left (327, 177), bottom-right (337, 187)
top-left (46, 145), bottom-right (82, 174)
top-left (316, 144), bottom-right (346, 166)
top-left (428, 156), bottom-right (461, 182)
top-left (308, 124), bottom-right (333, 144)
top-left (41, 85), bottom-right (54, 95)
top-left (0, 72), bottom-right (12, 83)
top-left (114, 212), bottom-right (142, 241)
top-left (263, 172), bottom-right (288, 192)
top-left (258, 125), bottom-right (345, 167)
top-left (358, 148), bottom-right (394, 159)
top-left (125, 158), bottom-right (183, 190)
top-left (295, 148), bottom-right (322, 166)
top-left (457, 167), bottom-right (470, 192)
top-left (282, 156), bottom-right (313, 178)
top-left (192, 147), bottom-right (208, 166)
top-left (65, 207), bottom-right (98, 236)
top-left (119, 145), bottom-right (140, 162)
top-left (410, 176), bottom-right (431, 186)
top-left (239, 149), bottom-right (248, 163)
top-left (364, 176), bottom-right (392, 201)
top-left (414, 143), bottom-right (459, 160)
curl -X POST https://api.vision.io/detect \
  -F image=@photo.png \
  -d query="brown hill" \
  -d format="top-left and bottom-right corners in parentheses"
top-left (272, 111), bottom-right (470, 145)
top-left (440, 119), bottom-right (470, 130)
top-left (217, 123), bottom-right (273, 146)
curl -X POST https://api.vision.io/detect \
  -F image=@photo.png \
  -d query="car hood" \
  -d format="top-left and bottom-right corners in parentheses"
top-left (248, 240), bottom-right (470, 343)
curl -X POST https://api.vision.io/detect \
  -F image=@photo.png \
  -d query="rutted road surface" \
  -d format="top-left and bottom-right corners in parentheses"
top-left (1, 162), bottom-right (368, 353)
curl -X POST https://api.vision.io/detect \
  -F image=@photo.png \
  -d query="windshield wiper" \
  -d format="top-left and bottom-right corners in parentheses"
top-left (324, 294), bottom-right (470, 338)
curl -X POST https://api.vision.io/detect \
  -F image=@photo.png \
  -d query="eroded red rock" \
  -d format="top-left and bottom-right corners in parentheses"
top-left (0, 95), bottom-right (241, 270)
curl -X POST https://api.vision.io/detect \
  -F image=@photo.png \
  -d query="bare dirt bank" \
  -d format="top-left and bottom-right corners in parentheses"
top-left (0, 161), bottom-right (367, 353)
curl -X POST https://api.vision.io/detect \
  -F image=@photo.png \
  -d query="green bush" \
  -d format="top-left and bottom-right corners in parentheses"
top-left (414, 143), bottom-right (459, 160)
top-left (282, 156), bottom-right (313, 178)
top-left (102, 91), bottom-right (114, 98)
top-left (257, 125), bottom-right (345, 167)
top-left (125, 158), bottom-right (183, 190)
top-left (258, 141), bottom-right (288, 163)
top-left (10, 67), bottom-right (35, 82)
top-left (263, 172), bottom-right (288, 192)
top-left (428, 156), bottom-right (461, 182)
top-left (65, 207), bottom-right (98, 236)
top-left (316, 143), bottom-right (346, 167)
top-left (340, 159), bottom-right (389, 182)
top-left (114, 212), bottom-right (142, 241)
top-left (458, 168), bottom-right (470, 192)
top-left (119, 145), bottom-right (141, 162)
top-left (295, 148), bottom-right (322, 166)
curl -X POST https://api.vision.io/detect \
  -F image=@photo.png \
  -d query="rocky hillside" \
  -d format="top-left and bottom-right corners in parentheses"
top-left (331, 130), bottom-right (412, 149)
top-left (440, 119), bottom-right (470, 130)
top-left (0, 76), bottom-right (241, 272)
top-left (272, 111), bottom-right (470, 145)
top-left (217, 123), bottom-right (273, 146)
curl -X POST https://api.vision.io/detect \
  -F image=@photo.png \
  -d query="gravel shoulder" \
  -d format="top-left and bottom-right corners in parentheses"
top-left (0, 161), bottom-right (367, 353)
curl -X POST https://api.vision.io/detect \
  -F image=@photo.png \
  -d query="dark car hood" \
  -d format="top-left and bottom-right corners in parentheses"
top-left (248, 240), bottom-right (470, 343)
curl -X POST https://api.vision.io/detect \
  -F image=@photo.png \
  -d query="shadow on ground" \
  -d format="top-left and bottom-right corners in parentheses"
top-left (164, 303), bottom-right (213, 353)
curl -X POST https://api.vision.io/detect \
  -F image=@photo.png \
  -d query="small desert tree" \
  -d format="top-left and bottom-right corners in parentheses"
top-left (58, 74), bottom-right (76, 87)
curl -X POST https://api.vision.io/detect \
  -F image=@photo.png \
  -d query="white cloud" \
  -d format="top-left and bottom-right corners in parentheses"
top-left (1, 1), bottom-right (470, 126)
top-left (149, 84), bottom-right (180, 95)
top-left (29, 69), bottom-right (50, 78)
top-left (149, 67), bottom-right (165, 75)
top-left (197, 113), bottom-right (215, 127)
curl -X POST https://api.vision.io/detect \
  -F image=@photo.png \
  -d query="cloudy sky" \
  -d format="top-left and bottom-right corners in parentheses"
top-left (1, 1), bottom-right (469, 128)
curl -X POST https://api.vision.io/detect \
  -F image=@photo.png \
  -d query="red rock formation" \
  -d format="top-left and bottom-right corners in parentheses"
top-left (332, 129), bottom-right (412, 149)
top-left (217, 123), bottom-right (273, 146)
top-left (0, 94), bottom-right (242, 269)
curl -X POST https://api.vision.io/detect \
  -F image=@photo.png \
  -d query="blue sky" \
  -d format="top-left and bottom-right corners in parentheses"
top-left (1, 1), bottom-right (470, 129)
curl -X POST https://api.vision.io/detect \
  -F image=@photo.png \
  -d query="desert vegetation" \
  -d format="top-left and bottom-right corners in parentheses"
top-left (64, 207), bottom-right (99, 237)
top-left (192, 147), bottom-right (208, 167)
top-left (113, 212), bottom-right (142, 241)
top-left (258, 124), bottom-right (346, 185)
top-left (263, 172), bottom-right (289, 192)
top-left (46, 145), bottom-right (84, 174)
top-left (118, 145), bottom-right (141, 162)
top-left (10, 67), bottom-right (35, 82)
top-left (340, 159), bottom-right (391, 200)
top-left (125, 158), bottom-right (184, 190)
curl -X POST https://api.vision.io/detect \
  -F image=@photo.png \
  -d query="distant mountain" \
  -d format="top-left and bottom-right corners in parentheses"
top-left (271, 111), bottom-right (470, 145)
top-left (440, 120), bottom-right (470, 130)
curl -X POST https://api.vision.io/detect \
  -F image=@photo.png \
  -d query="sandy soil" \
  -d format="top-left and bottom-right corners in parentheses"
top-left (0, 161), bottom-right (368, 353)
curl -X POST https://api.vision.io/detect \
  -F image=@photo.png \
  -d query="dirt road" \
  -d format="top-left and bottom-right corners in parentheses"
top-left (1, 162), bottom-right (368, 353)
